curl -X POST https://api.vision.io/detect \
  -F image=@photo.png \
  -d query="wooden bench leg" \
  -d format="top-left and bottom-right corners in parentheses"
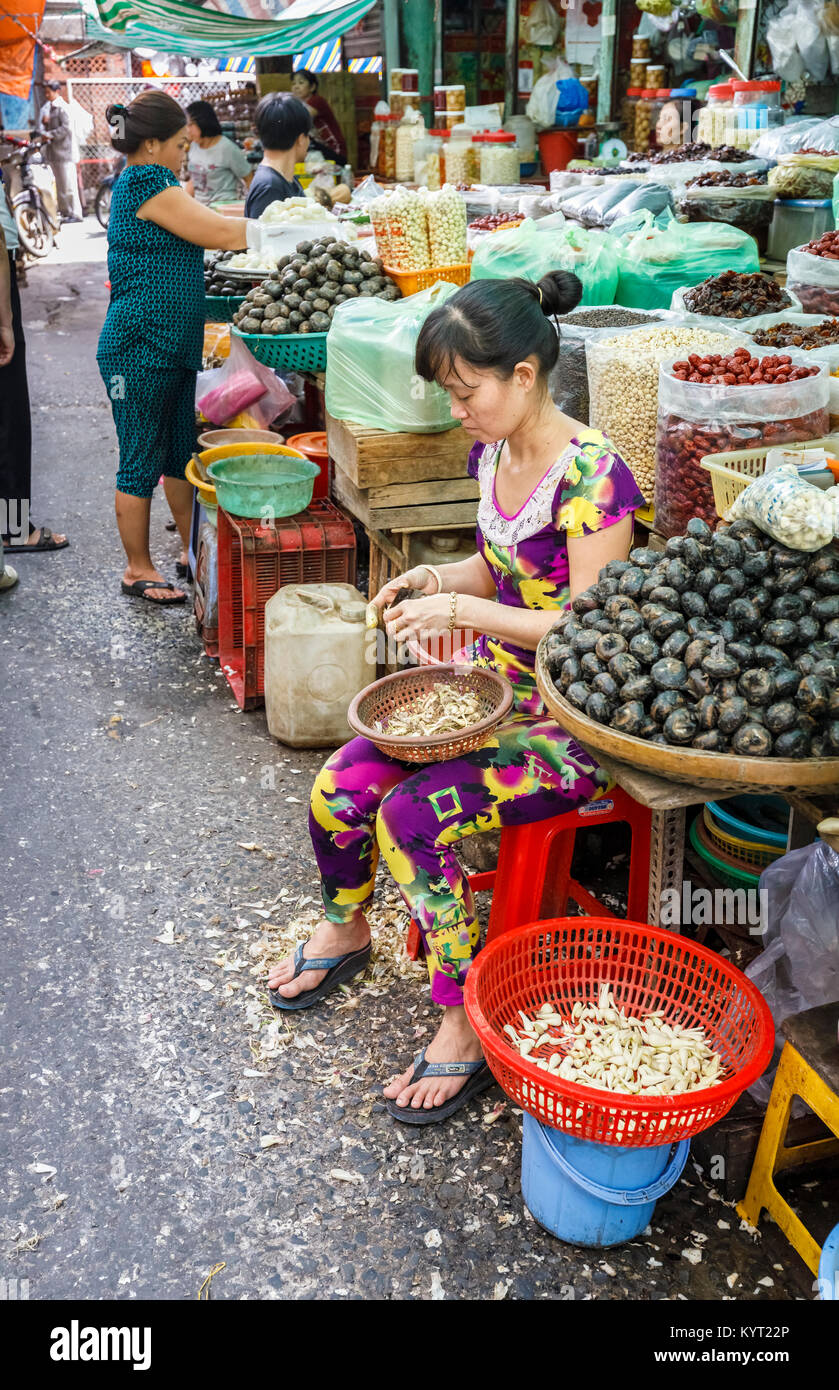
top-left (648, 807), bottom-right (686, 929)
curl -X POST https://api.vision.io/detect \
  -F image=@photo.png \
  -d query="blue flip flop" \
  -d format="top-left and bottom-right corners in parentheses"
top-left (386, 1046), bottom-right (496, 1125)
top-left (268, 938), bottom-right (372, 1012)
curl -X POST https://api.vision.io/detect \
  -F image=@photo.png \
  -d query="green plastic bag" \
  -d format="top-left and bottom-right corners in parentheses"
top-left (614, 214), bottom-right (761, 310)
top-left (471, 215), bottom-right (617, 305)
top-left (325, 281), bottom-right (460, 433)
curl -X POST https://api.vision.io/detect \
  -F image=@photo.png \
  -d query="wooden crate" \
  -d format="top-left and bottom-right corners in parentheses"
top-left (325, 412), bottom-right (473, 489)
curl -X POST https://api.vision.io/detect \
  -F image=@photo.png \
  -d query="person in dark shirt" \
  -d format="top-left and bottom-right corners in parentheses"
top-left (244, 93), bottom-right (312, 221)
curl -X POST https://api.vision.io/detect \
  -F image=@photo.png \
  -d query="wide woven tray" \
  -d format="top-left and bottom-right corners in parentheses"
top-left (348, 664), bottom-right (513, 764)
top-left (535, 643), bottom-right (839, 796)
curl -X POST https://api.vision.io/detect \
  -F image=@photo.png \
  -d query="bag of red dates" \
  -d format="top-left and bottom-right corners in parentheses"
top-left (786, 233), bottom-right (839, 316)
top-left (654, 344), bottom-right (829, 538)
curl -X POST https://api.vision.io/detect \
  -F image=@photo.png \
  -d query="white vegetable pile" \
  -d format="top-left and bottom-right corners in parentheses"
top-left (503, 985), bottom-right (724, 1097)
top-left (226, 250), bottom-right (279, 272)
top-left (259, 197), bottom-right (337, 226)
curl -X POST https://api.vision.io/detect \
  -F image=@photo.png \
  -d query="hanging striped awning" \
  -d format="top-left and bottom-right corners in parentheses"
top-left (293, 38), bottom-right (341, 73)
top-left (217, 54), bottom-right (256, 72)
top-left (347, 54), bottom-right (381, 74)
top-left (81, 0), bottom-right (378, 58)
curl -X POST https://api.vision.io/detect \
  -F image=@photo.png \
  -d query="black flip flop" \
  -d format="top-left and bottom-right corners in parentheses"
top-left (3, 525), bottom-right (69, 554)
top-left (121, 578), bottom-right (187, 606)
top-left (175, 561), bottom-right (191, 580)
top-left (386, 1047), bottom-right (497, 1126)
top-left (268, 939), bottom-right (371, 1012)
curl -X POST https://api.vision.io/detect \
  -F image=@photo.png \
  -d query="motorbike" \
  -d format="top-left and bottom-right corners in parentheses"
top-left (0, 133), bottom-right (60, 258)
top-left (94, 154), bottom-right (125, 229)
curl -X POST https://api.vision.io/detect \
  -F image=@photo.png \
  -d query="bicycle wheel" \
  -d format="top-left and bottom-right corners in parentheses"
top-left (16, 205), bottom-right (53, 257)
top-left (95, 183), bottom-right (112, 229)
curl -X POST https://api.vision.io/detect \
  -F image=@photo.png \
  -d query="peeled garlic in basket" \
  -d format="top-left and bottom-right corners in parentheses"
top-left (503, 988), bottom-right (723, 1097)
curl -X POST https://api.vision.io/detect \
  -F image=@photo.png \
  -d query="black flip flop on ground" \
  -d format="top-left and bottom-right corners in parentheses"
top-left (120, 578), bottom-right (187, 606)
top-left (269, 940), bottom-right (372, 1012)
top-left (3, 525), bottom-right (69, 554)
top-left (175, 561), bottom-right (191, 580)
top-left (386, 1048), bottom-right (497, 1126)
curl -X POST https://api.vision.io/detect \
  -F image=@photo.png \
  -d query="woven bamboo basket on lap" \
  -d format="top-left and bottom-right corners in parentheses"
top-left (348, 664), bottom-right (513, 764)
top-left (535, 644), bottom-right (839, 796)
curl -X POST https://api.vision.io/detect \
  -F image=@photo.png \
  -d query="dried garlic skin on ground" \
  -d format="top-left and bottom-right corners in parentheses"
top-left (503, 988), bottom-right (723, 1097)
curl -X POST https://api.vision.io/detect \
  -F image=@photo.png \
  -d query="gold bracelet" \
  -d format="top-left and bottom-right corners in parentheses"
top-left (448, 589), bottom-right (458, 634)
top-left (424, 563), bottom-right (443, 594)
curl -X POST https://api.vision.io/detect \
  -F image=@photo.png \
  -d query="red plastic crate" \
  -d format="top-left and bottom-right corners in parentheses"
top-left (217, 500), bottom-right (357, 710)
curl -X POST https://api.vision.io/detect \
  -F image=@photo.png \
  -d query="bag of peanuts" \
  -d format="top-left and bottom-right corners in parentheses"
top-left (787, 235), bottom-right (839, 317)
top-left (325, 281), bottom-right (461, 433)
top-left (614, 216), bottom-right (760, 310)
top-left (584, 321), bottom-right (743, 506)
top-left (653, 344), bottom-right (830, 537)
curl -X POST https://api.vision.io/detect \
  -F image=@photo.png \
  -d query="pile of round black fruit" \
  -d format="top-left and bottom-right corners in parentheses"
top-left (233, 237), bottom-right (401, 336)
top-left (542, 517), bottom-right (839, 758)
top-left (204, 251), bottom-right (243, 297)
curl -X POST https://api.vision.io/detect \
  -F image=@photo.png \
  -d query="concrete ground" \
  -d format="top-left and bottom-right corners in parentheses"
top-left (1, 219), bottom-right (836, 1302)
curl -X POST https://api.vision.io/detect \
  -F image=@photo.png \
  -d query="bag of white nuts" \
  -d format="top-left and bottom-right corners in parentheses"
top-left (584, 321), bottom-right (744, 505)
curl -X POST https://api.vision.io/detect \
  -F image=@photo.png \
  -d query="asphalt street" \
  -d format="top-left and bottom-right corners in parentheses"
top-left (1, 219), bottom-right (834, 1302)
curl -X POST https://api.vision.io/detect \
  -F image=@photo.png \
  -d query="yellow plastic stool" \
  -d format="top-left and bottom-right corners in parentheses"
top-left (737, 1002), bottom-right (839, 1275)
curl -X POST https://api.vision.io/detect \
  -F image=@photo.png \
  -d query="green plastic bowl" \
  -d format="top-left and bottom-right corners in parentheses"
top-left (205, 452), bottom-right (319, 520)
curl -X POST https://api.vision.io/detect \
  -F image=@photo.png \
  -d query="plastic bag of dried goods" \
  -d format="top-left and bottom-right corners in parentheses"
top-left (615, 215), bottom-right (760, 310)
top-left (726, 463), bottom-right (836, 549)
top-left (325, 281), bottom-right (460, 433)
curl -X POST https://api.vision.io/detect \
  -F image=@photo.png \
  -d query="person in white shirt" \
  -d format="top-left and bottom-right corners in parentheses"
top-left (39, 80), bottom-right (82, 222)
top-left (184, 101), bottom-right (252, 207)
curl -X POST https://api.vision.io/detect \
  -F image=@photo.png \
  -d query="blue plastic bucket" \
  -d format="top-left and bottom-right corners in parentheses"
top-left (819, 1223), bottom-right (839, 1300)
top-left (521, 1111), bottom-right (690, 1247)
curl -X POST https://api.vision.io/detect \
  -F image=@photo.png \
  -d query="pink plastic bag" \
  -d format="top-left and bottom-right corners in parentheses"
top-left (196, 335), bottom-right (295, 429)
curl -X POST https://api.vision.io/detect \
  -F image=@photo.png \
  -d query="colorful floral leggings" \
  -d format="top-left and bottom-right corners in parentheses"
top-left (309, 713), bottom-right (612, 1007)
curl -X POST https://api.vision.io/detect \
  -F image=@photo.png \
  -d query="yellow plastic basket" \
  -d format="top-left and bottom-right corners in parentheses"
top-left (702, 806), bottom-right (784, 869)
top-left (634, 502), bottom-right (655, 528)
top-left (382, 261), bottom-right (471, 296)
top-left (700, 433), bottom-right (839, 517)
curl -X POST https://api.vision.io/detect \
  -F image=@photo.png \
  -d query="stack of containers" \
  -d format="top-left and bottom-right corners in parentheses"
top-left (697, 83), bottom-right (735, 147)
top-left (434, 84), bottom-right (466, 130)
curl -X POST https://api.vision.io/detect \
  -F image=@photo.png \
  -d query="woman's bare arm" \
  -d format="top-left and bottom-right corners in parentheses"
top-left (567, 513), bottom-right (633, 604)
top-left (137, 184), bottom-right (247, 250)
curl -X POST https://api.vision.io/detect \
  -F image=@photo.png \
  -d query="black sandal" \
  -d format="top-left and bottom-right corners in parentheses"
top-left (3, 525), bottom-right (69, 554)
top-left (386, 1048), bottom-right (497, 1126)
top-left (268, 939), bottom-right (371, 1012)
top-left (121, 578), bottom-right (186, 606)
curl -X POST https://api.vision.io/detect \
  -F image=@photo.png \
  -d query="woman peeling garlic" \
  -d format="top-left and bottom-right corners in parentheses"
top-left (267, 272), bottom-right (644, 1125)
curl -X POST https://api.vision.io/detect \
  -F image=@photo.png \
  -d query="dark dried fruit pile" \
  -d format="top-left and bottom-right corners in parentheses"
top-left (233, 237), bottom-right (401, 337)
top-left (670, 347), bottom-right (818, 384)
top-left (542, 517), bottom-right (839, 757)
top-left (800, 229), bottom-right (839, 260)
top-left (682, 271), bottom-right (791, 318)
top-left (752, 318), bottom-right (839, 349)
top-left (706, 145), bottom-right (752, 163)
top-left (686, 171), bottom-right (767, 188)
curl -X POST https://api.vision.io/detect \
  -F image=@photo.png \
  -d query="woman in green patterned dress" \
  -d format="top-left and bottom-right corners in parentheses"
top-left (98, 91), bottom-right (249, 606)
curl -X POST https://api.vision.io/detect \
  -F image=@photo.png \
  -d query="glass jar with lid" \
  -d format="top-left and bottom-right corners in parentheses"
top-left (479, 131), bottom-right (520, 185)
top-left (732, 79), bottom-right (783, 135)
top-left (443, 126), bottom-right (478, 186)
top-left (413, 130), bottom-right (442, 189)
top-left (630, 60), bottom-right (648, 89)
top-left (631, 35), bottom-right (650, 61)
top-left (621, 88), bottom-right (642, 148)
top-left (379, 114), bottom-right (398, 180)
top-left (646, 64), bottom-right (666, 89)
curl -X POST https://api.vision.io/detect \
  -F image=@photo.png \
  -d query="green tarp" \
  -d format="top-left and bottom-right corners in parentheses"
top-left (82, 0), bottom-right (378, 58)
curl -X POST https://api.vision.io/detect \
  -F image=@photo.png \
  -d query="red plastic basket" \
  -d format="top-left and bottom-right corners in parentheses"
top-left (464, 917), bottom-right (774, 1148)
top-left (217, 500), bottom-right (357, 710)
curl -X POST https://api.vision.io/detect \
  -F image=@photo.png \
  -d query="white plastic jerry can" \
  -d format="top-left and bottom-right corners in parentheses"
top-left (264, 583), bottom-right (369, 747)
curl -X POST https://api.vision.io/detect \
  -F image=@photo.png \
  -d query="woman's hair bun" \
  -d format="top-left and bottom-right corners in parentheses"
top-left (537, 270), bottom-right (583, 318)
top-left (106, 103), bottom-right (128, 123)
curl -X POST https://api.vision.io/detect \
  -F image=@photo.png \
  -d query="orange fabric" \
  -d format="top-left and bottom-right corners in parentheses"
top-left (0, 0), bottom-right (45, 100)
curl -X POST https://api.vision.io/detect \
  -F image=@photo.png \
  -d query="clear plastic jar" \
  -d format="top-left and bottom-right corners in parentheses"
top-left (634, 90), bottom-right (659, 153)
top-left (697, 83), bottom-right (734, 147)
top-left (380, 115), bottom-right (397, 180)
top-left (445, 112), bottom-right (466, 131)
top-left (646, 65), bottom-right (666, 89)
top-left (395, 111), bottom-right (423, 183)
top-left (443, 127), bottom-right (478, 185)
top-left (733, 79), bottom-right (783, 135)
top-left (479, 131), bottom-right (520, 185)
top-left (632, 36), bottom-right (650, 61)
top-left (391, 68), bottom-right (418, 93)
top-left (370, 114), bottom-right (385, 173)
top-left (446, 84), bottom-right (466, 112)
top-left (621, 88), bottom-right (642, 149)
top-left (413, 131), bottom-right (442, 189)
top-left (433, 111), bottom-right (448, 131)
top-left (389, 90), bottom-right (420, 120)
top-left (433, 86), bottom-right (448, 111)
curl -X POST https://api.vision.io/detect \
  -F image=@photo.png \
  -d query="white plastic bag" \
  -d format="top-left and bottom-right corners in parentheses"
top-left (527, 65), bottom-right (561, 131)
top-left (726, 463), bottom-right (836, 550)
top-left (796, 0), bottom-right (830, 80)
top-left (746, 840), bottom-right (839, 1106)
top-left (767, 2), bottom-right (805, 81)
top-left (522, 0), bottom-right (561, 46)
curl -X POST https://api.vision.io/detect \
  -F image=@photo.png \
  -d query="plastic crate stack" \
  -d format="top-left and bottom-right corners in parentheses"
top-left (217, 501), bottom-right (357, 710)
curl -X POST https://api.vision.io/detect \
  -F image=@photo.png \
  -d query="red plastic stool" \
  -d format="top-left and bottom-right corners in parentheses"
top-left (405, 787), bottom-right (653, 960)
